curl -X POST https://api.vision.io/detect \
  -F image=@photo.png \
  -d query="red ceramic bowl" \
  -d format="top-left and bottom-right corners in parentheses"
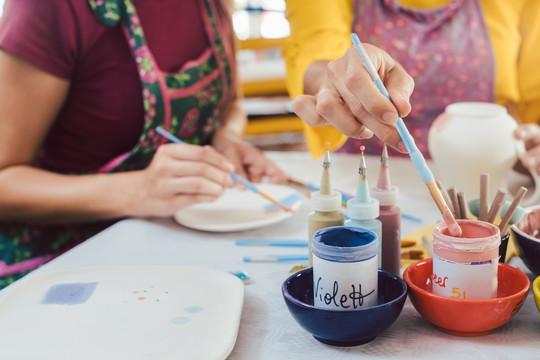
top-left (403, 258), bottom-right (530, 337)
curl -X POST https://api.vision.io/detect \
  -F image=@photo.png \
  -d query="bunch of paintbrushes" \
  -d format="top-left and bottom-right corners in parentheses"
top-left (435, 173), bottom-right (528, 262)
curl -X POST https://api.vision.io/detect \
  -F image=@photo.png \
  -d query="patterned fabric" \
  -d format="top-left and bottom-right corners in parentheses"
top-left (0, 0), bottom-right (234, 288)
top-left (339, 0), bottom-right (494, 156)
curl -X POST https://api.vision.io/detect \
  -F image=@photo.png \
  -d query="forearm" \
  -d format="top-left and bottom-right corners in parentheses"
top-left (219, 98), bottom-right (247, 137)
top-left (0, 166), bottom-right (140, 224)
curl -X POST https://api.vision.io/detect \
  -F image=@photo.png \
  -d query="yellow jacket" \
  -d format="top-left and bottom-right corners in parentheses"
top-left (284, 0), bottom-right (540, 157)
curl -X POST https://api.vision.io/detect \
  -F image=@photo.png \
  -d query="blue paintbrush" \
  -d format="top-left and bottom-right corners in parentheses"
top-left (350, 33), bottom-right (461, 236)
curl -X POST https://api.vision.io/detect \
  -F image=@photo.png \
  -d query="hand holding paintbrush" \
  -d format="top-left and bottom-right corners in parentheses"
top-left (156, 127), bottom-right (295, 212)
top-left (350, 33), bottom-right (462, 237)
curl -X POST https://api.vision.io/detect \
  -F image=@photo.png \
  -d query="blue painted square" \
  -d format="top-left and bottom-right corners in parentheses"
top-left (41, 282), bottom-right (98, 305)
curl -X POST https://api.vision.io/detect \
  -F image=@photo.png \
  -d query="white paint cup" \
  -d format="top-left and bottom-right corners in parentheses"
top-left (432, 220), bottom-right (500, 300)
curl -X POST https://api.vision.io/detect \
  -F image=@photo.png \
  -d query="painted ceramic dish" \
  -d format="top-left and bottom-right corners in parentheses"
top-left (174, 183), bottom-right (302, 232)
top-left (0, 266), bottom-right (244, 360)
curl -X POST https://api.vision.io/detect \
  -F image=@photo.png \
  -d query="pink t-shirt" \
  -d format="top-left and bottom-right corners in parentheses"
top-left (0, 0), bottom-right (210, 173)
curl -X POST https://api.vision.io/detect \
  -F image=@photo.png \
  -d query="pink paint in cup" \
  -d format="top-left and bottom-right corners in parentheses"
top-left (432, 220), bottom-right (500, 300)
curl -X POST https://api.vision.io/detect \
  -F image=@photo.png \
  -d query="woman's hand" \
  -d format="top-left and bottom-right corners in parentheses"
top-left (132, 143), bottom-right (236, 217)
top-left (212, 127), bottom-right (286, 184)
top-left (292, 44), bottom-right (415, 153)
top-left (515, 124), bottom-right (540, 175)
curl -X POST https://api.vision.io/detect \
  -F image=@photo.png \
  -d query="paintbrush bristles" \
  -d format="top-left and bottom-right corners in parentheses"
top-left (499, 186), bottom-right (528, 236)
top-left (486, 188), bottom-right (507, 224)
top-left (479, 173), bottom-right (489, 221)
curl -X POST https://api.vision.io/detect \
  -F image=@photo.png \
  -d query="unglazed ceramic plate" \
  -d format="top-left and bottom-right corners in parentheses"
top-left (0, 266), bottom-right (244, 360)
top-left (174, 183), bottom-right (302, 232)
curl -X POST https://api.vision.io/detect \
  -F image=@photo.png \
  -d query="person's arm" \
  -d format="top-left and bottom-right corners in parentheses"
top-left (517, 0), bottom-right (540, 125)
top-left (511, 1), bottom-right (540, 175)
top-left (0, 51), bottom-right (236, 224)
top-left (211, 97), bottom-right (286, 184)
top-left (283, 0), bottom-right (352, 157)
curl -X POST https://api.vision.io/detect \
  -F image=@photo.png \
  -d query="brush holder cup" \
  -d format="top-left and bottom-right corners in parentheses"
top-left (428, 102), bottom-right (527, 201)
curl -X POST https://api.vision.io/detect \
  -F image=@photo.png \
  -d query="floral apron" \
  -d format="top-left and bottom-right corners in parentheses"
top-left (340, 0), bottom-right (494, 156)
top-left (0, 0), bottom-right (234, 288)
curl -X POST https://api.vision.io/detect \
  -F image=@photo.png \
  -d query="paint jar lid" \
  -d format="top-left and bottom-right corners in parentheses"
top-left (312, 226), bottom-right (378, 263)
top-left (370, 186), bottom-right (399, 206)
top-left (311, 190), bottom-right (342, 211)
top-left (346, 197), bottom-right (379, 220)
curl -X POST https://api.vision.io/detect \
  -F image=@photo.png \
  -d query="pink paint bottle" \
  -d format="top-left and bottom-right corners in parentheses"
top-left (371, 146), bottom-right (401, 276)
top-left (432, 219), bottom-right (500, 300)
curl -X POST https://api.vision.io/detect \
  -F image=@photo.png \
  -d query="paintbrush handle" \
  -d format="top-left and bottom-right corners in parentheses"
top-left (156, 126), bottom-right (183, 144)
top-left (499, 187), bottom-right (528, 236)
top-left (235, 240), bottom-right (308, 247)
top-left (486, 188), bottom-right (506, 224)
top-left (457, 192), bottom-right (468, 219)
top-left (243, 254), bottom-right (309, 263)
top-left (229, 172), bottom-right (259, 193)
top-left (479, 173), bottom-right (489, 221)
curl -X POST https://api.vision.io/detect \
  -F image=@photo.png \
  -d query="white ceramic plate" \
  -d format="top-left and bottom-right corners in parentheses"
top-left (0, 266), bottom-right (244, 360)
top-left (174, 183), bottom-right (301, 232)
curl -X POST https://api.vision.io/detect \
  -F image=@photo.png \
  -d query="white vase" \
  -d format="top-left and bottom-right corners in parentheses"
top-left (428, 102), bottom-right (519, 202)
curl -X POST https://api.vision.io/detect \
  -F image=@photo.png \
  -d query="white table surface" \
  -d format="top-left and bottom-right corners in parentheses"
top-left (3, 151), bottom-right (540, 359)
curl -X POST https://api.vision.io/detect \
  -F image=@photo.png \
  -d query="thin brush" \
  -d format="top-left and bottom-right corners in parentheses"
top-left (351, 33), bottom-right (462, 237)
top-left (155, 126), bottom-right (294, 212)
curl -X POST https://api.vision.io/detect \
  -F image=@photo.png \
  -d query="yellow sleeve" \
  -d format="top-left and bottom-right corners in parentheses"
top-left (517, 0), bottom-right (540, 124)
top-left (481, 0), bottom-right (540, 124)
top-left (481, 0), bottom-right (522, 112)
top-left (283, 0), bottom-right (352, 158)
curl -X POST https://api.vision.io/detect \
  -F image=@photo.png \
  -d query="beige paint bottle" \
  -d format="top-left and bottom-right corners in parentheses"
top-left (308, 147), bottom-right (344, 266)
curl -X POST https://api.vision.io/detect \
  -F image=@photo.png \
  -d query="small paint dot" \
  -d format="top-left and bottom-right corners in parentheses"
top-left (171, 316), bottom-right (190, 325)
top-left (155, 299), bottom-right (160, 302)
top-left (133, 291), bottom-right (139, 294)
top-left (137, 297), bottom-right (146, 300)
top-left (184, 306), bottom-right (204, 314)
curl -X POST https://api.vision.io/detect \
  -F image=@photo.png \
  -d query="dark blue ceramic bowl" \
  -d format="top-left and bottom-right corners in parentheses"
top-left (510, 205), bottom-right (540, 276)
top-left (282, 268), bottom-right (407, 346)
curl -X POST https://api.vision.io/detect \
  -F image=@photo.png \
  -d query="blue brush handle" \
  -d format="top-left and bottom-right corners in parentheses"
top-left (372, 79), bottom-right (434, 184)
top-left (243, 254), bottom-right (309, 262)
top-left (351, 34), bottom-right (434, 184)
top-left (229, 172), bottom-right (259, 193)
top-left (156, 126), bottom-right (184, 144)
top-left (235, 240), bottom-right (308, 247)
